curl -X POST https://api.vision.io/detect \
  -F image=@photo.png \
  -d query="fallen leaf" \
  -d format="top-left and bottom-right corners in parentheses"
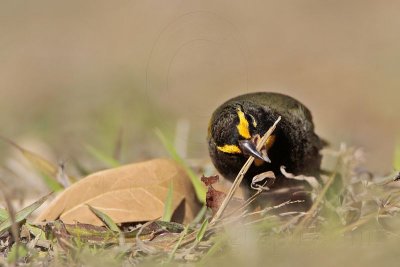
top-left (200, 175), bottom-right (219, 186)
top-left (250, 171), bottom-right (276, 191)
top-left (52, 220), bottom-right (182, 247)
top-left (201, 175), bottom-right (246, 216)
top-left (36, 159), bottom-right (200, 225)
top-left (63, 222), bottom-right (116, 244)
top-left (201, 175), bottom-right (226, 215)
top-left (280, 166), bottom-right (321, 190)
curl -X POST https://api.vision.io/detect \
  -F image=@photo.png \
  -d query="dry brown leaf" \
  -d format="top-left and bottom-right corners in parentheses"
top-left (201, 175), bottom-right (245, 215)
top-left (36, 159), bottom-right (200, 225)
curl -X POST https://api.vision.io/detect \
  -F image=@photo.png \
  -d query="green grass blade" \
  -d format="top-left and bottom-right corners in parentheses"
top-left (0, 193), bottom-right (51, 234)
top-left (191, 205), bottom-right (207, 226)
top-left (199, 234), bottom-right (226, 265)
top-left (41, 172), bottom-right (64, 192)
top-left (87, 205), bottom-right (120, 232)
top-left (196, 218), bottom-right (209, 243)
top-left (85, 145), bottom-right (121, 168)
top-left (155, 129), bottom-right (206, 203)
top-left (167, 224), bottom-right (190, 263)
top-left (7, 243), bottom-right (28, 264)
top-left (162, 181), bottom-right (174, 222)
top-left (0, 135), bottom-right (66, 191)
top-left (0, 208), bottom-right (8, 222)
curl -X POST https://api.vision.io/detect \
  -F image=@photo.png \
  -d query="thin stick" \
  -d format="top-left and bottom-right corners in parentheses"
top-left (210, 116), bottom-right (282, 224)
top-left (223, 189), bottom-right (263, 218)
top-left (293, 169), bottom-right (337, 235)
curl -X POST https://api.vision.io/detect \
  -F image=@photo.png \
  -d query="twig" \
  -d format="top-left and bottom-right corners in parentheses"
top-left (135, 220), bottom-right (159, 254)
top-left (338, 198), bottom-right (400, 234)
top-left (167, 224), bottom-right (190, 262)
top-left (293, 169), bottom-right (337, 235)
top-left (223, 190), bottom-right (264, 218)
top-left (210, 116), bottom-right (282, 224)
top-left (243, 200), bottom-right (306, 226)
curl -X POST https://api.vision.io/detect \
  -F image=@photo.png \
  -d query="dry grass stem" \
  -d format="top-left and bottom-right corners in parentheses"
top-left (210, 116), bottom-right (282, 224)
top-left (294, 167), bottom-right (338, 235)
top-left (135, 220), bottom-right (159, 255)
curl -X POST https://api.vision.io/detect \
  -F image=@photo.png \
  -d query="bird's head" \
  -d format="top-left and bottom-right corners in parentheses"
top-left (207, 101), bottom-right (275, 164)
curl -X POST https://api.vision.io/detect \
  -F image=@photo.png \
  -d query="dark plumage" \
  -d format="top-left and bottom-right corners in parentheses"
top-left (207, 92), bottom-right (324, 205)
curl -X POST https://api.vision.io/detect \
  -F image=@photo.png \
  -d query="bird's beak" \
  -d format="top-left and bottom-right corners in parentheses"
top-left (238, 140), bottom-right (271, 163)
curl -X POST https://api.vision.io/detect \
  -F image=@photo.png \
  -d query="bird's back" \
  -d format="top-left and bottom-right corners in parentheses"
top-left (226, 92), bottom-right (314, 131)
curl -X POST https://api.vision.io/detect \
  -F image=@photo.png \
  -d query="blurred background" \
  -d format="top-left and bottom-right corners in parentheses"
top-left (1, 0), bottom-right (399, 195)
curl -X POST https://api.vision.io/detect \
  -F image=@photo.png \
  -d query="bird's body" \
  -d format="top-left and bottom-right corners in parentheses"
top-left (207, 92), bottom-right (323, 204)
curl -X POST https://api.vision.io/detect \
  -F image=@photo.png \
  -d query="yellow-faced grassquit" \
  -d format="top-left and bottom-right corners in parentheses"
top-left (207, 92), bottom-right (324, 207)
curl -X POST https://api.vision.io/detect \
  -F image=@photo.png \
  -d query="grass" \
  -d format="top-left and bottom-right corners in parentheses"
top-left (161, 181), bottom-right (174, 222)
top-left (0, 194), bottom-right (51, 234)
top-left (155, 129), bottom-right (207, 203)
top-left (1, 132), bottom-right (400, 266)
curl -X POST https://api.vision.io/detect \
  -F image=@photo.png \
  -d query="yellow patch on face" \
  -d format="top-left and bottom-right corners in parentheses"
top-left (254, 135), bottom-right (276, 167)
top-left (217, 144), bottom-right (241, 154)
top-left (265, 134), bottom-right (276, 150)
top-left (236, 109), bottom-right (251, 139)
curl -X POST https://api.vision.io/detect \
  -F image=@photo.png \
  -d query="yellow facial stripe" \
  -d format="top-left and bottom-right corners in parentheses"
top-left (236, 109), bottom-right (251, 139)
top-left (217, 144), bottom-right (241, 154)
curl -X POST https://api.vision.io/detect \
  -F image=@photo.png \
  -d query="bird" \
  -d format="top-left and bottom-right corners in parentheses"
top-left (207, 92), bottom-right (324, 208)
